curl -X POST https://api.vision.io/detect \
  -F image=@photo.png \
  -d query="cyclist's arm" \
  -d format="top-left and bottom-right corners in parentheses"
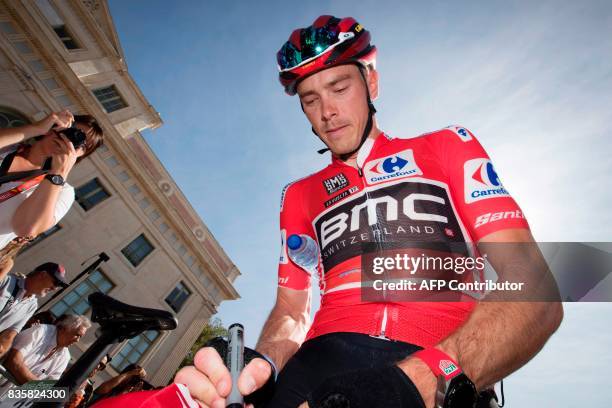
top-left (399, 227), bottom-right (563, 407)
top-left (256, 286), bottom-right (311, 371)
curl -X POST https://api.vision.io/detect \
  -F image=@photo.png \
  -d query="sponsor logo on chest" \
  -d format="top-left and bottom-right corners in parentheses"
top-left (313, 181), bottom-right (466, 272)
top-left (323, 173), bottom-right (349, 194)
top-left (364, 149), bottom-right (422, 185)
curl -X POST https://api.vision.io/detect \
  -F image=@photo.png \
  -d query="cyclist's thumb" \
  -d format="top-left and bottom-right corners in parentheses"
top-left (237, 357), bottom-right (273, 395)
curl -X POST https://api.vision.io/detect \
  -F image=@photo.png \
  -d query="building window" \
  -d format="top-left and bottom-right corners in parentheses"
top-left (0, 107), bottom-right (29, 128)
top-left (165, 282), bottom-right (191, 313)
top-left (75, 178), bottom-right (110, 211)
top-left (35, 0), bottom-right (80, 49)
top-left (92, 85), bottom-right (128, 113)
top-left (50, 269), bottom-right (114, 316)
top-left (18, 225), bottom-right (61, 255)
top-left (121, 234), bottom-right (154, 267)
top-left (111, 330), bottom-right (159, 372)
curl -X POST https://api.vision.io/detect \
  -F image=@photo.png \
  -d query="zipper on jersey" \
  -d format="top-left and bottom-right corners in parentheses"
top-left (370, 304), bottom-right (390, 341)
top-left (380, 304), bottom-right (389, 338)
top-left (355, 137), bottom-right (391, 341)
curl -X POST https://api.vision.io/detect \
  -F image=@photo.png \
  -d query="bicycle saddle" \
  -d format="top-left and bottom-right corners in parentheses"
top-left (89, 292), bottom-right (177, 342)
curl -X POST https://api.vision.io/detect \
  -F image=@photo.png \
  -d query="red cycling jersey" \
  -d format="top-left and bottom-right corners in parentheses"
top-left (278, 126), bottom-right (529, 347)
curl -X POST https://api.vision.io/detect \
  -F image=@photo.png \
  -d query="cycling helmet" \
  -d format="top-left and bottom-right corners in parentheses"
top-left (277, 15), bottom-right (377, 96)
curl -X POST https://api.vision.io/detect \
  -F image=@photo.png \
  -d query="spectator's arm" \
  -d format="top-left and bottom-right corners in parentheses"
top-left (4, 348), bottom-right (38, 385)
top-left (0, 329), bottom-right (17, 358)
top-left (11, 136), bottom-right (77, 237)
top-left (94, 371), bottom-right (137, 395)
top-left (0, 110), bottom-right (73, 149)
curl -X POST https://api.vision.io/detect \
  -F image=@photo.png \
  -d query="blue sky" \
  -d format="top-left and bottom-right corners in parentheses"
top-left (108, 1), bottom-right (612, 405)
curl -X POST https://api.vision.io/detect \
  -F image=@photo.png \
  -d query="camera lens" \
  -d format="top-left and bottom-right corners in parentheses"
top-left (61, 127), bottom-right (87, 149)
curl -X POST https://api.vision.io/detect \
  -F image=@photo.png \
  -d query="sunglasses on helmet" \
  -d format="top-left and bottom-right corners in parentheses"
top-left (277, 18), bottom-right (357, 72)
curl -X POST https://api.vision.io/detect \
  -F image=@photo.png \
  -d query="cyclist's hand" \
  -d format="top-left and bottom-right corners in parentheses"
top-left (174, 347), bottom-right (272, 408)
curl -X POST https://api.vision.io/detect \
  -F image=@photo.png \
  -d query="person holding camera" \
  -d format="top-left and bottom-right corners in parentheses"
top-left (0, 110), bottom-right (104, 261)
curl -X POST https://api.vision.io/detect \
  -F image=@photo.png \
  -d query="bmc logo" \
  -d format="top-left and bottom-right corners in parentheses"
top-left (314, 182), bottom-right (466, 272)
top-left (319, 192), bottom-right (448, 248)
top-left (364, 149), bottom-right (422, 185)
top-left (464, 158), bottom-right (509, 203)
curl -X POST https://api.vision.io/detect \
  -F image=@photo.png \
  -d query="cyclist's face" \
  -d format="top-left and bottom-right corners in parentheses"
top-left (297, 64), bottom-right (378, 156)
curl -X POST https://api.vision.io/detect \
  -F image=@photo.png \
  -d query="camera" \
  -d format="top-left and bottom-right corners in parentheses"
top-left (59, 127), bottom-right (87, 150)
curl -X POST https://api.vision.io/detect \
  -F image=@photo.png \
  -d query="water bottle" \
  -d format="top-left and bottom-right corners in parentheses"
top-left (287, 234), bottom-right (319, 275)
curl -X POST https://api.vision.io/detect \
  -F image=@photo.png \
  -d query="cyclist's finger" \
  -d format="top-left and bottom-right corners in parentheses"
top-left (174, 366), bottom-right (225, 407)
top-left (237, 357), bottom-right (272, 396)
top-left (193, 347), bottom-right (232, 397)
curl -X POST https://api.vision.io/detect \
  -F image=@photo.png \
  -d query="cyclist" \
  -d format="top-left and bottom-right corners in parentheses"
top-left (175, 15), bottom-right (563, 408)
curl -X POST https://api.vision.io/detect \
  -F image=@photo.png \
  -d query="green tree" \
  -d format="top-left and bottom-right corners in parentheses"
top-left (174, 318), bottom-right (228, 376)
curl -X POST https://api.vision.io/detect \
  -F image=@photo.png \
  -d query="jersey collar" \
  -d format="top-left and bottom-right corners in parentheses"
top-left (330, 131), bottom-right (391, 167)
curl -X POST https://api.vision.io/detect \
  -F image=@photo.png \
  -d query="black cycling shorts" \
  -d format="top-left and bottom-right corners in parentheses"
top-left (265, 332), bottom-right (422, 408)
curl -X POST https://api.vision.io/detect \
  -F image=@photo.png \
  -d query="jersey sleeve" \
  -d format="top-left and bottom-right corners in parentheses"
top-left (277, 182), bottom-right (313, 290)
top-left (430, 125), bottom-right (530, 241)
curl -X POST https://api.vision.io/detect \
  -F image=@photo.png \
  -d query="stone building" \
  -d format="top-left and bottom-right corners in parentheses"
top-left (0, 0), bottom-right (239, 385)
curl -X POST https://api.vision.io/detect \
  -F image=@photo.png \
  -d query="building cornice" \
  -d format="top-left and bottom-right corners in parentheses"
top-left (2, 0), bottom-right (239, 300)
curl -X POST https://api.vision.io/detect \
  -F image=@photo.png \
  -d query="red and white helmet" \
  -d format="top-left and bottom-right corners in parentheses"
top-left (277, 15), bottom-right (377, 95)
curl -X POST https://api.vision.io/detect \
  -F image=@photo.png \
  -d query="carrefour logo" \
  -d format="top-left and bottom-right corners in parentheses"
top-left (473, 161), bottom-right (500, 187)
top-left (446, 125), bottom-right (473, 142)
top-left (464, 158), bottom-right (509, 203)
top-left (364, 149), bottom-right (422, 185)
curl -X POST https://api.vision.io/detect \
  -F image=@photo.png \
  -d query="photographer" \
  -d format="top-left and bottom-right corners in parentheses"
top-left (0, 110), bottom-right (104, 260)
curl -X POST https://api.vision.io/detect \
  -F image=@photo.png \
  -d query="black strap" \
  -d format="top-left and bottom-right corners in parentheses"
top-left (0, 151), bottom-right (16, 176)
top-left (0, 276), bottom-right (22, 315)
top-left (0, 154), bottom-right (51, 186)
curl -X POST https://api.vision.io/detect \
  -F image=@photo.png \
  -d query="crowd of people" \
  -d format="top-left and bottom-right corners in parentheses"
top-left (0, 110), bottom-right (145, 404)
top-left (0, 105), bottom-right (105, 390)
top-left (0, 262), bottom-right (91, 392)
top-left (0, 258), bottom-right (154, 405)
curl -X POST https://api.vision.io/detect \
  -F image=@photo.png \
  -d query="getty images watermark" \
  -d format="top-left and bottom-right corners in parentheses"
top-left (357, 242), bottom-right (612, 302)
top-left (371, 253), bottom-right (525, 293)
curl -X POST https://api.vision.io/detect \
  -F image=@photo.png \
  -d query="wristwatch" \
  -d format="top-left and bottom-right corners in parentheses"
top-left (44, 173), bottom-right (65, 186)
top-left (412, 348), bottom-right (478, 408)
